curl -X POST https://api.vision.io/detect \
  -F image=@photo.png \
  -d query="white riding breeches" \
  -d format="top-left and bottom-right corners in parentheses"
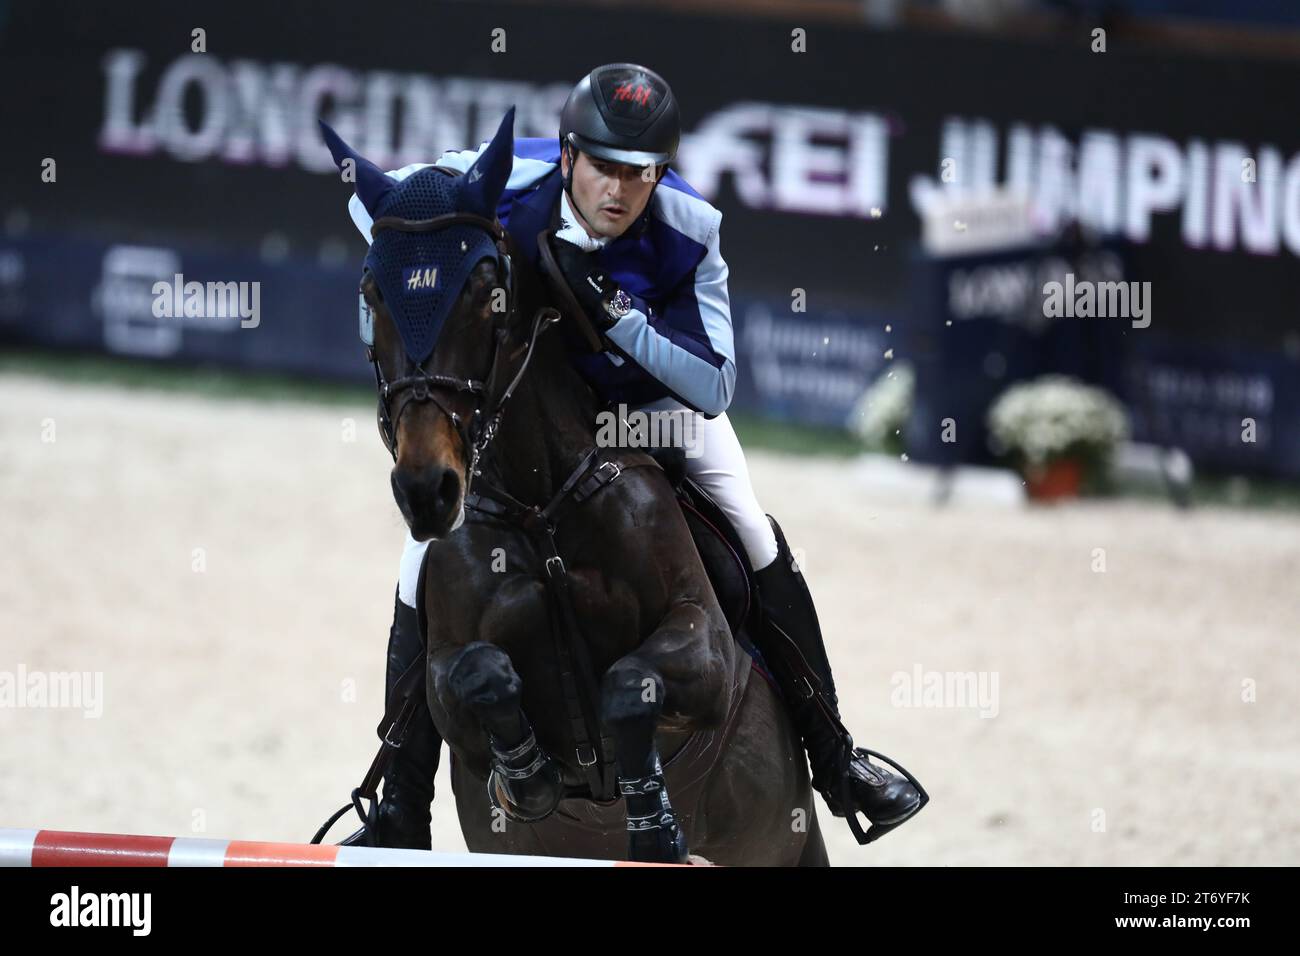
top-left (396, 399), bottom-right (780, 607)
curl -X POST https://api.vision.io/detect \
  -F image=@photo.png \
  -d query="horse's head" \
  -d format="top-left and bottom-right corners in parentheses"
top-left (321, 109), bottom-right (540, 541)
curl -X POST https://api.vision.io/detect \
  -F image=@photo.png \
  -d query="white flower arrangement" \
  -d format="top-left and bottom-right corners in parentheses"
top-left (848, 362), bottom-right (915, 454)
top-left (986, 375), bottom-right (1129, 467)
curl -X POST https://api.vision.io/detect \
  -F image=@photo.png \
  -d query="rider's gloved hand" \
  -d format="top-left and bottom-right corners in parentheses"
top-left (543, 233), bottom-right (632, 333)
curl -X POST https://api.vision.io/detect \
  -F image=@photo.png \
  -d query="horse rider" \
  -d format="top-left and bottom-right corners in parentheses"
top-left (344, 63), bottom-right (924, 848)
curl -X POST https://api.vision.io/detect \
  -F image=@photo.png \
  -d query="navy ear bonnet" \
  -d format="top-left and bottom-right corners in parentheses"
top-left (320, 108), bottom-right (516, 364)
top-left (361, 169), bottom-right (498, 363)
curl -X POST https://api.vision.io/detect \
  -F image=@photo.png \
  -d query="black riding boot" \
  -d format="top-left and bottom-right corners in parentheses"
top-left (753, 516), bottom-right (923, 832)
top-left (371, 592), bottom-right (442, 849)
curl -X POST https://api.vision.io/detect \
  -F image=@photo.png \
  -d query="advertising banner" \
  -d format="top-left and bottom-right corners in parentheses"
top-left (2, 0), bottom-right (1296, 473)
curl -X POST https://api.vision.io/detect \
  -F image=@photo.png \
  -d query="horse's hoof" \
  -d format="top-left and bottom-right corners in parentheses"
top-left (488, 760), bottom-right (563, 823)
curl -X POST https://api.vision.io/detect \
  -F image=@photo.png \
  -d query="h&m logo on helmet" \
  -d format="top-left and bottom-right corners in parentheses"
top-left (612, 82), bottom-right (654, 109)
top-left (402, 265), bottom-right (438, 292)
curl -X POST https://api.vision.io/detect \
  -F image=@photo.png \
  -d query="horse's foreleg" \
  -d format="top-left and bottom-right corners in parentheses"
top-left (601, 657), bottom-right (689, 864)
top-left (446, 641), bottom-right (563, 823)
top-left (601, 600), bottom-right (729, 865)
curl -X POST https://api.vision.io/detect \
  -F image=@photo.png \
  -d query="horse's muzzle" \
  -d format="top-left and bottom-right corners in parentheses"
top-left (391, 465), bottom-right (464, 540)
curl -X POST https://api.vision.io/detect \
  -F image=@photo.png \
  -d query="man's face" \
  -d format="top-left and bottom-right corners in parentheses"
top-left (561, 146), bottom-right (660, 239)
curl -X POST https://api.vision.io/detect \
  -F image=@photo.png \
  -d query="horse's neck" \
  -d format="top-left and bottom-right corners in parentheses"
top-left (483, 325), bottom-right (598, 504)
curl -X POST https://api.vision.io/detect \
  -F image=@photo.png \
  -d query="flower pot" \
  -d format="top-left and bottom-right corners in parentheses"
top-left (1024, 458), bottom-right (1083, 501)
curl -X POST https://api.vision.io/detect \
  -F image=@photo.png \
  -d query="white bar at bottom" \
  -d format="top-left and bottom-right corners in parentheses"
top-left (168, 837), bottom-right (232, 867)
top-left (0, 828), bottom-right (37, 867)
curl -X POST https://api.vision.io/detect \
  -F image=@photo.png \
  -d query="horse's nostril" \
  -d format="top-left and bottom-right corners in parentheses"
top-left (436, 467), bottom-right (461, 505)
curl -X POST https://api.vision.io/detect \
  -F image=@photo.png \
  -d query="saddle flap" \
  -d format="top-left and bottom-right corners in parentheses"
top-left (675, 478), bottom-right (754, 639)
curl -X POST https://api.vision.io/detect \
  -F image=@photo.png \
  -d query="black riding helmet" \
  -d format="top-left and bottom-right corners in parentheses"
top-left (558, 63), bottom-right (680, 209)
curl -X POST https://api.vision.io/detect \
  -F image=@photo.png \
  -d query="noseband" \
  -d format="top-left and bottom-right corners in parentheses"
top-left (365, 190), bottom-right (559, 488)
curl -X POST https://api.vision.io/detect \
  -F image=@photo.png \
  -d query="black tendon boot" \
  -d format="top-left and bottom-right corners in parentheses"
top-left (752, 516), bottom-right (925, 840)
top-left (366, 592), bottom-right (442, 849)
top-left (619, 754), bottom-right (688, 864)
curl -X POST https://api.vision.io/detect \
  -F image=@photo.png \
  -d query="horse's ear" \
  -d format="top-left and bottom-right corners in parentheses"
top-left (460, 107), bottom-right (515, 219)
top-left (318, 119), bottom-right (394, 216)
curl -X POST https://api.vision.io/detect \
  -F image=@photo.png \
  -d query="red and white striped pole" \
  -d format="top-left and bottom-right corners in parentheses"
top-left (0, 828), bottom-right (676, 867)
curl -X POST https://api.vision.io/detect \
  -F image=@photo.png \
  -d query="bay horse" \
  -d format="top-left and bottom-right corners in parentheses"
top-left (320, 109), bottom-right (827, 865)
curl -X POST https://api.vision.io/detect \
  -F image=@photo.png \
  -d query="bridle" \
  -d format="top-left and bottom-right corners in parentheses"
top-left (362, 175), bottom-right (560, 488)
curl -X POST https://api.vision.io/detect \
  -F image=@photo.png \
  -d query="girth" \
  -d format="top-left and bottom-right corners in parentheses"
top-left (464, 445), bottom-right (659, 803)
